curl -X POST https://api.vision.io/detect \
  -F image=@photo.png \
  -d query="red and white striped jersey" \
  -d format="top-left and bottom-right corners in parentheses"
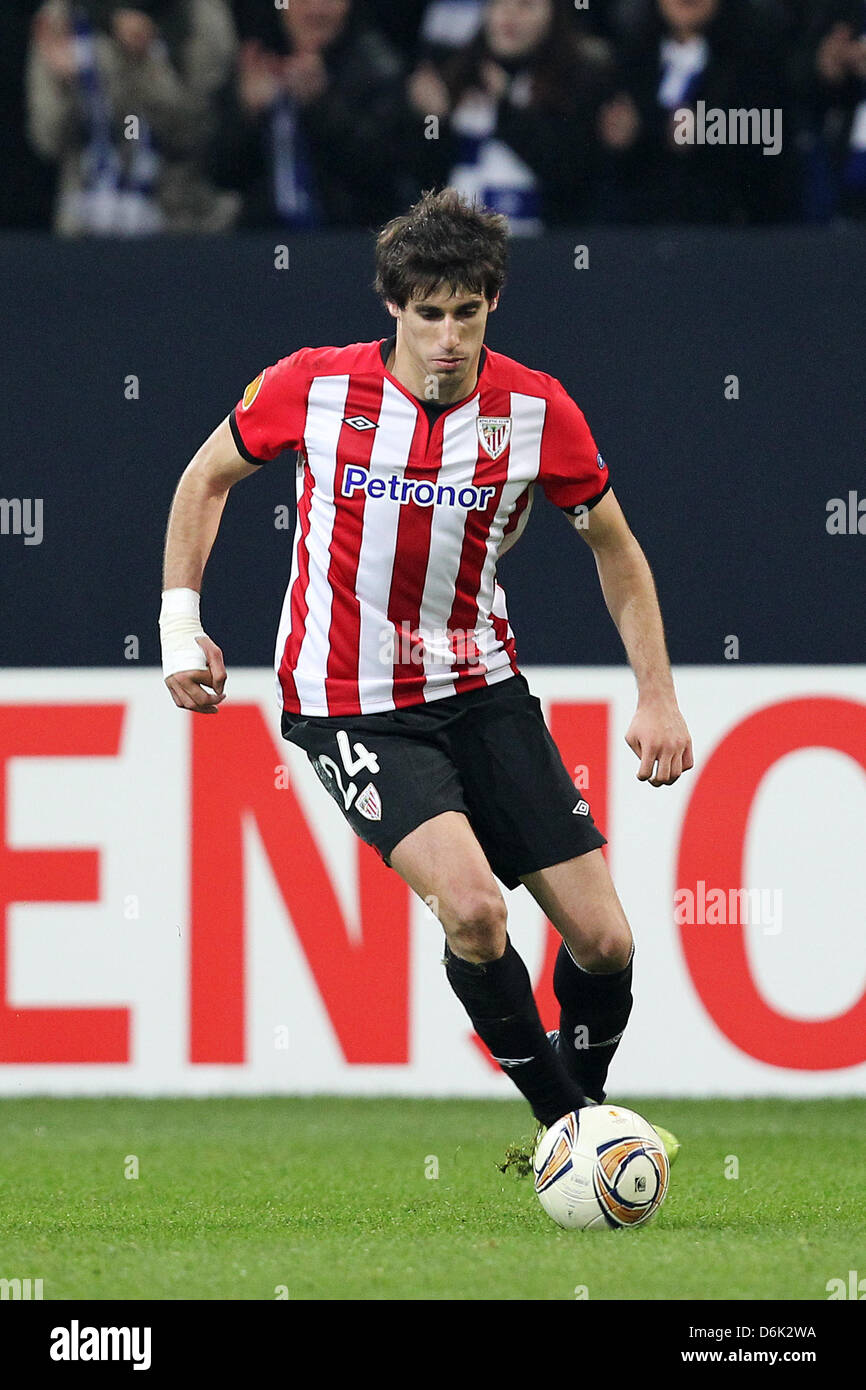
top-left (230, 338), bottom-right (610, 716)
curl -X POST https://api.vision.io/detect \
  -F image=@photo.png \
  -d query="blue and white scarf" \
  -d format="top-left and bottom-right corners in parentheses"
top-left (420, 0), bottom-right (483, 50)
top-left (271, 95), bottom-right (321, 228)
top-left (70, 7), bottom-right (163, 234)
top-left (449, 83), bottom-right (542, 236)
top-left (843, 2), bottom-right (866, 188)
top-left (657, 35), bottom-right (709, 111)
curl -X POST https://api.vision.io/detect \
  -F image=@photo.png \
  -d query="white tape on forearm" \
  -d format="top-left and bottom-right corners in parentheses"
top-left (159, 588), bottom-right (208, 679)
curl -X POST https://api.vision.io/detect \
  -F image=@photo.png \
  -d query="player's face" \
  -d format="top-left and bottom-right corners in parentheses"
top-left (486, 0), bottom-right (553, 60)
top-left (389, 286), bottom-right (498, 402)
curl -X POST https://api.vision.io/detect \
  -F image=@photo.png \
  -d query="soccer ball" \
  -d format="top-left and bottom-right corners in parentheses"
top-left (533, 1105), bottom-right (670, 1230)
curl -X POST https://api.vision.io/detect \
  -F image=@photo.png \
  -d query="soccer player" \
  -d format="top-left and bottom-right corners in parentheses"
top-left (160, 189), bottom-right (693, 1137)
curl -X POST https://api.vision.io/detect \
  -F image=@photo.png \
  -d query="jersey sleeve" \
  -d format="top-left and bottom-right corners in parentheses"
top-left (538, 379), bottom-right (611, 513)
top-left (229, 350), bottom-right (310, 464)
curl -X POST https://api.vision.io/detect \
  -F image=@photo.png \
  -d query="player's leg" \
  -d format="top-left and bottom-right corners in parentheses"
top-left (520, 849), bottom-right (634, 1102)
top-left (436, 677), bottom-right (631, 1103)
top-left (283, 709), bottom-right (585, 1126)
top-left (522, 850), bottom-right (681, 1160)
top-left (389, 810), bottom-right (588, 1126)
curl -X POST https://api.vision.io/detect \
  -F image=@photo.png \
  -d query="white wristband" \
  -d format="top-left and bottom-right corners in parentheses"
top-left (159, 588), bottom-right (208, 679)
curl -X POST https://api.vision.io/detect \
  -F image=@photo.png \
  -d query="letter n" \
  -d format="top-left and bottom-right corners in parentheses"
top-left (190, 706), bottom-right (411, 1063)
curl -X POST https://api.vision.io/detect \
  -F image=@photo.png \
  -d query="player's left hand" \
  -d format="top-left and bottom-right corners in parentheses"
top-left (625, 700), bottom-right (694, 787)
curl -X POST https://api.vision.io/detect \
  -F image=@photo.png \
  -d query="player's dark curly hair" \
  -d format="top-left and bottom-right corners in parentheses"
top-left (374, 189), bottom-right (509, 308)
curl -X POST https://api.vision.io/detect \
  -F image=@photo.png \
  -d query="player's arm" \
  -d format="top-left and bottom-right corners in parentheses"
top-left (575, 488), bottom-right (694, 787)
top-left (160, 416), bottom-right (261, 714)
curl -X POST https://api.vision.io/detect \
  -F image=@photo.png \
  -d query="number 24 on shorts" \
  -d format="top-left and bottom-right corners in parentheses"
top-left (315, 730), bottom-right (380, 814)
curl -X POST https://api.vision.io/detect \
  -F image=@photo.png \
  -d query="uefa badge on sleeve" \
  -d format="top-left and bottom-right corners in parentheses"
top-left (242, 370), bottom-right (265, 410)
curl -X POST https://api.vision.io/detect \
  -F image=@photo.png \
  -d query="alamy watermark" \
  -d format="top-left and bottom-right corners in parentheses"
top-left (826, 1269), bottom-right (865, 1299)
top-left (674, 102), bottom-right (782, 157)
top-left (50, 1322), bottom-right (151, 1370)
top-left (0, 497), bottom-right (43, 545)
top-left (0, 1276), bottom-right (43, 1300)
top-left (379, 622), bottom-right (484, 667)
top-left (826, 491), bottom-right (866, 534)
top-left (675, 881), bottom-right (782, 935)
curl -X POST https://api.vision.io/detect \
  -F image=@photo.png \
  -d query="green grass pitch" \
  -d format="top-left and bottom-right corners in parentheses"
top-left (0, 1096), bottom-right (863, 1301)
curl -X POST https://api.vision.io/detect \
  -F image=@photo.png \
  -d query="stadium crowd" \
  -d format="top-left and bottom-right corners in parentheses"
top-left (4, 0), bottom-right (866, 234)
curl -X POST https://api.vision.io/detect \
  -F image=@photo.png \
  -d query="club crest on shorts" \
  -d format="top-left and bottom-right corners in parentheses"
top-left (477, 416), bottom-right (511, 460)
top-left (355, 782), bottom-right (382, 822)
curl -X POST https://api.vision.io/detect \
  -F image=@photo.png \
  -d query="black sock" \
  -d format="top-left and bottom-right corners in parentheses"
top-left (444, 937), bottom-right (586, 1126)
top-left (552, 941), bottom-right (634, 1102)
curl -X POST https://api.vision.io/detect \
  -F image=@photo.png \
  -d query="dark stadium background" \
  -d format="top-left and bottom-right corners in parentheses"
top-left (2, 226), bottom-right (863, 669)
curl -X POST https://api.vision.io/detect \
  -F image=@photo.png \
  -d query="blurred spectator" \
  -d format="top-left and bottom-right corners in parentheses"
top-left (26, 0), bottom-right (239, 234)
top-left (405, 0), bottom-right (616, 233)
top-left (607, 0), bottom-right (797, 222)
top-left (210, 0), bottom-right (406, 228)
top-left (794, 1), bottom-right (866, 218)
top-left (354, 0), bottom-right (430, 64)
top-left (775, 0), bottom-right (813, 36)
top-left (1, 3), bottom-right (56, 227)
top-left (225, 0), bottom-right (263, 41)
top-left (9, 0), bottom-right (847, 232)
top-left (411, 0), bottom-right (607, 59)
top-left (417, 0), bottom-right (484, 64)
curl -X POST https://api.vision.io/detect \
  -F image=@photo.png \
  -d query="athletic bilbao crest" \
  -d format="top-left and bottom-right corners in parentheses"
top-left (477, 416), bottom-right (511, 460)
top-left (354, 782), bottom-right (382, 822)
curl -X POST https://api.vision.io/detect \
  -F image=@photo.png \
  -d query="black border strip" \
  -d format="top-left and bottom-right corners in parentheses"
top-left (563, 476), bottom-right (612, 515)
top-left (229, 407), bottom-right (268, 465)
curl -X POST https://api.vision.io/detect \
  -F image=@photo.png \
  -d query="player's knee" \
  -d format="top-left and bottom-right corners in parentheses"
top-left (447, 889), bottom-right (507, 962)
top-left (579, 927), bottom-right (633, 974)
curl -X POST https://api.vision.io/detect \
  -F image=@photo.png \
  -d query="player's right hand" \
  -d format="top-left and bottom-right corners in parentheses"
top-left (164, 635), bottom-right (226, 713)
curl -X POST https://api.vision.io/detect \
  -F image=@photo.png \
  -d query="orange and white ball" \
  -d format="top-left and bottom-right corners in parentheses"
top-left (533, 1105), bottom-right (670, 1230)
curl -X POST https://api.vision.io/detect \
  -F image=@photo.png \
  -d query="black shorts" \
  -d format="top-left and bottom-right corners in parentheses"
top-left (281, 673), bottom-right (606, 890)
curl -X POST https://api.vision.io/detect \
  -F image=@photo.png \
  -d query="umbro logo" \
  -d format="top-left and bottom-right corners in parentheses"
top-left (572, 799), bottom-right (590, 816)
top-left (344, 415), bottom-right (378, 432)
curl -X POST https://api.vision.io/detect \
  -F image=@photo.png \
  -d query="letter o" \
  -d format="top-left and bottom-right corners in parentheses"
top-left (414, 483), bottom-right (434, 505)
top-left (458, 487), bottom-right (478, 507)
top-left (676, 697), bottom-right (866, 1069)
